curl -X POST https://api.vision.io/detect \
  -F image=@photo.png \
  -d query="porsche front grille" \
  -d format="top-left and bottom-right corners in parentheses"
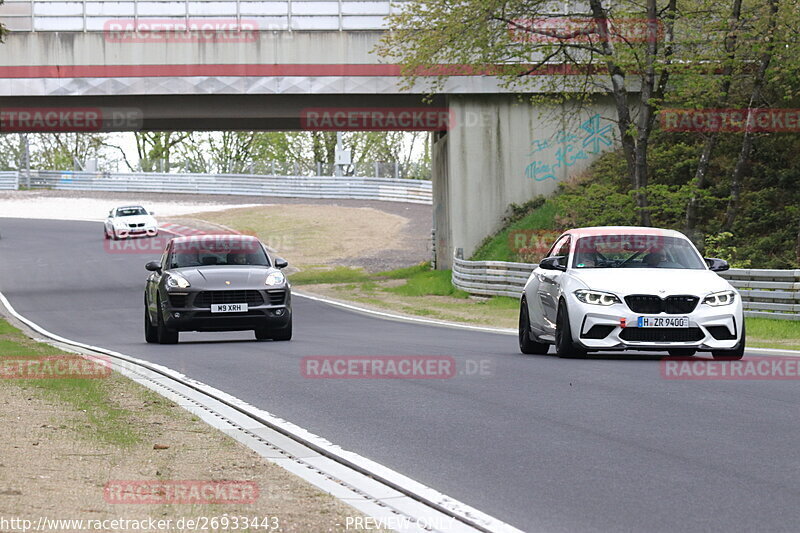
top-left (194, 290), bottom-right (264, 308)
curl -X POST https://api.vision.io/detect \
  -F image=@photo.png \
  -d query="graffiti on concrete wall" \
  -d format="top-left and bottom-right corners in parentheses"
top-left (525, 113), bottom-right (614, 181)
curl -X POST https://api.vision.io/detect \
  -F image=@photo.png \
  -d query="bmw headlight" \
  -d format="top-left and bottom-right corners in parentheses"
top-left (166, 273), bottom-right (190, 289)
top-left (703, 290), bottom-right (735, 306)
top-left (265, 271), bottom-right (286, 286)
top-left (574, 289), bottom-right (621, 306)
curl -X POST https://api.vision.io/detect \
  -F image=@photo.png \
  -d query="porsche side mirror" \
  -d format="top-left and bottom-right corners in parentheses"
top-left (539, 256), bottom-right (566, 272)
top-left (705, 257), bottom-right (729, 272)
top-left (145, 261), bottom-right (162, 273)
top-left (274, 258), bottom-right (288, 269)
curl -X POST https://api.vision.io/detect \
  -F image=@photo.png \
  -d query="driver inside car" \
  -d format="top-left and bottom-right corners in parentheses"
top-left (643, 249), bottom-right (667, 267)
top-left (227, 252), bottom-right (249, 265)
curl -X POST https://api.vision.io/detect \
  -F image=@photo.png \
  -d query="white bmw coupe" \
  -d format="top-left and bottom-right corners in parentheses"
top-left (519, 227), bottom-right (745, 359)
top-left (104, 205), bottom-right (159, 240)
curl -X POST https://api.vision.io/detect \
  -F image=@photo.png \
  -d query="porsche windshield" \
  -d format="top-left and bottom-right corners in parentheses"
top-left (573, 234), bottom-right (705, 269)
top-left (168, 239), bottom-right (270, 268)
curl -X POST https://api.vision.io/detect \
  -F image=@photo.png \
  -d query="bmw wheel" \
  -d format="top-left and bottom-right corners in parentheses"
top-left (519, 299), bottom-right (549, 355)
top-left (712, 322), bottom-right (745, 360)
top-left (555, 300), bottom-right (587, 359)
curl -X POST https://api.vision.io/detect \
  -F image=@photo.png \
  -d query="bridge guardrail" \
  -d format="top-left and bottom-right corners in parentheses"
top-left (452, 253), bottom-right (800, 320)
top-left (0, 172), bottom-right (20, 190)
top-left (16, 171), bottom-right (432, 204)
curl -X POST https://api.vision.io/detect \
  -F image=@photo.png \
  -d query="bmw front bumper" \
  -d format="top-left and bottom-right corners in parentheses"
top-left (568, 296), bottom-right (743, 352)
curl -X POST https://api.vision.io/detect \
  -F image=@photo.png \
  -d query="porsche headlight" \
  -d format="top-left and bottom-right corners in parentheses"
top-left (703, 290), bottom-right (735, 306)
top-left (574, 289), bottom-right (621, 306)
top-left (265, 271), bottom-right (286, 286)
top-left (166, 273), bottom-right (190, 289)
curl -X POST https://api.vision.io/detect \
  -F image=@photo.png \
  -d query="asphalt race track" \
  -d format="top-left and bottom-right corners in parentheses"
top-left (1, 217), bottom-right (799, 532)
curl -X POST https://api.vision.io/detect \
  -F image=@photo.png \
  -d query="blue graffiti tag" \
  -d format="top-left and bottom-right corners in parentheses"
top-left (526, 113), bottom-right (613, 181)
top-left (580, 114), bottom-right (614, 153)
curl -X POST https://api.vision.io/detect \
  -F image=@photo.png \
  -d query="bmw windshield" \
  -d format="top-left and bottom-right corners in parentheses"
top-left (572, 234), bottom-right (706, 269)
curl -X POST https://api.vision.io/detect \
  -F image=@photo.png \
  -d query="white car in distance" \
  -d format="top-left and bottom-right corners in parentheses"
top-left (519, 226), bottom-right (745, 360)
top-left (104, 205), bottom-right (159, 240)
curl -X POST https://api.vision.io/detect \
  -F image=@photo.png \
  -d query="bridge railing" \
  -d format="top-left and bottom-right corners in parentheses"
top-left (12, 170), bottom-right (432, 204)
top-left (452, 253), bottom-right (800, 320)
top-left (0, 0), bottom-right (406, 32)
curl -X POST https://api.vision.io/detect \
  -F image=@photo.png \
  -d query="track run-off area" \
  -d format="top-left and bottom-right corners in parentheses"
top-left (1, 217), bottom-right (799, 532)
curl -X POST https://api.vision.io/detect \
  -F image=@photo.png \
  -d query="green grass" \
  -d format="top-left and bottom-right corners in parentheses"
top-left (291, 262), bottom-right (471, 299)
top-left (746, 317), bottom-right (800, 350)
top-left (385, 268), bottom-right (470, 298)
top-left (289, 266), bottom-right (370, 285)
top-left (471, 200), bottom-right (559, 261)
top-left (0, 319), bottom-right (142, 447)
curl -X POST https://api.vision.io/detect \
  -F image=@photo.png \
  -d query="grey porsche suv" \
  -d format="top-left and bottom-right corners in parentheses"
top-left (144, 234), bottom-right (291, 344)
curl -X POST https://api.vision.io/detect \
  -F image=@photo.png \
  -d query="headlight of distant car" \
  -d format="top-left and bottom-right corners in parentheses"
top-left (165, 273), bottom-right (191, 289)
top-left (265, 271), bottom-right (285, 286)
top-left (703, 290), bottom-right (736, 306)
top-left (574, 289), bottom-right (621, 306)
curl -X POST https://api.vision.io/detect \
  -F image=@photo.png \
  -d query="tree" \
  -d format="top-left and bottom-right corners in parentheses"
top-left (132, 132), bottom-right (190, 172)
top-left (377, 0), bottom-right (681, 225)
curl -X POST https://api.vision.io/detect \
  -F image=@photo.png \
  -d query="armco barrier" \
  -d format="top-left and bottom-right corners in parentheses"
top-left (452, 254), bottom-right (800, 320)
top-left (0, 172), bottom-right (19, 190)
top-left (17, 171), bottom-right (432, 204)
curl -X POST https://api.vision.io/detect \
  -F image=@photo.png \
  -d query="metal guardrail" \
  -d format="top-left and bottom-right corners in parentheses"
top-left (14, 170), bottom-right (432, 204)
top-left (0, 172), bottom-right (20, 190)
top-left (0, 0), bottom-right (406, 32)
top-left (452, 254), bottom-right (800, 320)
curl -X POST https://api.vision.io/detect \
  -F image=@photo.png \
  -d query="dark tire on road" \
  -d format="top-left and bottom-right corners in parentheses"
top-left (254, 317), bottom-right (292, 341)
top-left (156, 297), bottom-right (179, 344)
top-left (668, 348), bottom-right (696, 357)
top-left (144, 304), bottom-right (158, 344)
top-left (519, 299), bottom-right (549, 355)
top-left (104, 227), bottom-right (110, 240)
top-left (555, 300), bottom-right (587, 359)
top-left (712, 322), bottom-right (745, 360)
top-left (271, 319), bottom-right (292, 341)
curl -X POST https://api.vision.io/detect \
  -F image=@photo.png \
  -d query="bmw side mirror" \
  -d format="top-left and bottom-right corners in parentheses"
top-left (539, 256), bottom-right (566, 272)
top-left (149, 211), bottom-right (155, 216)
top-left (274, 258), bottom-right (288, 269)
top-left (705, 257), bottom-right (729, 272)
top-left (145, 261), bottom-right (162, 273)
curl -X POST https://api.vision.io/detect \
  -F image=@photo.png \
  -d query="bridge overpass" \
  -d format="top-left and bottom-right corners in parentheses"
top-left (0, 0), bottom-right (618, 267)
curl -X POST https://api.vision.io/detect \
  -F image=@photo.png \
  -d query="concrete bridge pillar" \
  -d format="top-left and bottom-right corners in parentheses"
top-left (432, 95), bottom-right (618, 269)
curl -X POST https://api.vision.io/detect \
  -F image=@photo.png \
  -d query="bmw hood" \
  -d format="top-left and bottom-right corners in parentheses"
top-left (570, 268), bottom-right (733, 297)
top-left (172, 266), bottom-right (279, 287)
top-left (116, 215), bottom-right (156, 226)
